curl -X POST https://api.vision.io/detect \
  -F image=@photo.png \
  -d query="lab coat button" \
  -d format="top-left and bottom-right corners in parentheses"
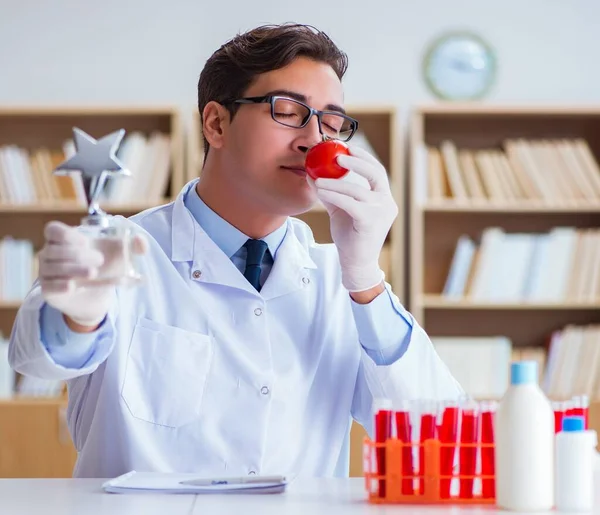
top-left (302, 277), bottom-right (310, 285)
top-left (248, 470), bottom-right (257, 475)
top-left (254, 307), bottom-right (263, 316)
top-left (261, 386), bottom-right (269, 395)
top-left (192, 270), bottom-right (202, 279)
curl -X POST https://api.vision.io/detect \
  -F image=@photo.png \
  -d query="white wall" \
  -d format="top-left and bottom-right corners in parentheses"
top-left (1, 0), bottom-right (598, 121)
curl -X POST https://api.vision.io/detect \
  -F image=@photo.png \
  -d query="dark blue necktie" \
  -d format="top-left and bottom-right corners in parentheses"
top-left (243, 239), bottom-right (268, 291)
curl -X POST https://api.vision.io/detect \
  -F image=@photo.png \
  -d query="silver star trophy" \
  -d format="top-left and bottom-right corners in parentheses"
top-left (53, 127), bottom-right (144, 287)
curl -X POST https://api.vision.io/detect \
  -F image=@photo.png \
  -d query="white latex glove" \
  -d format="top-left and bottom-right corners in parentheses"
top-left (307, 145), bottom-right (398, 292)
top-left (39, 221), bottom-right (145, 326)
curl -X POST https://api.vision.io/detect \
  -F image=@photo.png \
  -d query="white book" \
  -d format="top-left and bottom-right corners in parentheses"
top-left (469, 227), bottom-right (505, 301)
top-left (523, 234), bottom-right (549, 299)
top-left (16, 375), bottom-right (63, 397)
top-left (8, 145), bottom-right (33, 203)
top-left (432, 336), bottom-right (513, 399)
top-left (19, 239), bottom-right (34, 299)
top-left (542, 330), bottom-right (563, 397)
top-left (486, 233), bottom-right (536, 302)
top-left (110, 132), bottom-right (147, 203)
top-left (0, 240), bottom-right (4, 299)
top-left (15, 147), bottom-right (37, 204)
top-left (0, 147), bottom-right (21, 203)
top-left (0, 339), bottom-right (15, 398)
top-left (443, 235), bottom-right (476, 298)
top-left (527, 227), bottom-right (576, 302)
top-left (557, 326), bottom-right (584, 398)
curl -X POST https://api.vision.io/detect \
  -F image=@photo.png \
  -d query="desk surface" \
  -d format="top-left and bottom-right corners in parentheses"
top-left (0, 477), bottom-right (597, 515)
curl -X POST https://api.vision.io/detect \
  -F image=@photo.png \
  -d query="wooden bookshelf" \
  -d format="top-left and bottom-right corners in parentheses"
top-left (409, 105), bottom-right (600, 342)
top-left (189, 105), bottom-right (405, 300)
top-left (0, 106), bottom-right (185, 477)
top-left (0, 397), bottom-right (76, 477)
top-left (408, 105), bottom-right (600, 429)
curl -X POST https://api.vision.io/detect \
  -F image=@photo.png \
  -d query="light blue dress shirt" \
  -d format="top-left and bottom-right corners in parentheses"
top-left (40, 188), bottom-right (413, 367)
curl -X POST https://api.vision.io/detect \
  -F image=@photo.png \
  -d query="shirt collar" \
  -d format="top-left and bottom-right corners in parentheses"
top-left (183, 180), bottom-right (287, 259)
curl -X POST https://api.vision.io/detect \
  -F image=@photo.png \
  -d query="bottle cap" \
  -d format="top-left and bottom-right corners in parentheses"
top-left (562, 416), bottom-right (585, 432)
top-left (510, 360), bottom-right (537, 385)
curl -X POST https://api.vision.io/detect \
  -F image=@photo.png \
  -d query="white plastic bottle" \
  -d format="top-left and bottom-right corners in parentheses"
top-left (555, 415), bottom-right (598, 512)
top-left (495, 361), bottom-right (554, 511)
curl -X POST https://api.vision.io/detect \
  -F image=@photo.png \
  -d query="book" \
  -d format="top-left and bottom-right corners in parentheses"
top-left (423, 138), bottom-right (600, 205)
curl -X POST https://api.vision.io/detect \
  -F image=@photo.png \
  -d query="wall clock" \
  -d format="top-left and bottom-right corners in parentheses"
top-left (423, 31), bottom-right (497, 101)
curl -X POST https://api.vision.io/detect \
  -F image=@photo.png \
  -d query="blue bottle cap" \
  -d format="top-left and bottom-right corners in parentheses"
top-left (510, 361), bottom-right (537, 385)
top-left (562, 416), bottom-right (585, 432)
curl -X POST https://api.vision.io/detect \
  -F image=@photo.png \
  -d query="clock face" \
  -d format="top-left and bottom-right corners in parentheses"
top-left (423, 32), bottom-right (496, 101)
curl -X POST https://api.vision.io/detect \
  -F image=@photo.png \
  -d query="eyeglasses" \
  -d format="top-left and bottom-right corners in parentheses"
top-left (230, 95), bottom-right (359, 142)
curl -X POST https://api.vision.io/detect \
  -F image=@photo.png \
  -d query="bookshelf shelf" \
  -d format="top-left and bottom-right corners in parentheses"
top-left (421, 201), bottom-right (600, 214)
top-left (0, 397), bottom-right (66, 406)
top-left (0, 302), bottom-right (20, 310)
top-left (189, 106), bottom-right (405, 302)
top-left (420, 295), bottom-right (600, 310)
top-left (0, 202), bottom-right (166, 215)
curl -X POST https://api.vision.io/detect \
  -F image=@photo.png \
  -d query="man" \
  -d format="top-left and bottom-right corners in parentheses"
top-left (9, 23), bottom-right (462, 478)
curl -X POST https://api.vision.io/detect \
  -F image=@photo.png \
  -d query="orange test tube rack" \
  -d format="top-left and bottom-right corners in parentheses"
top-left (363, 437), bottom-right (496, 505)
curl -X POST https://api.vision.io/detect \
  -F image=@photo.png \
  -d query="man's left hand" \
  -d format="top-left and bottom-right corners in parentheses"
top-left (307, 145), bottom-right (398, 293)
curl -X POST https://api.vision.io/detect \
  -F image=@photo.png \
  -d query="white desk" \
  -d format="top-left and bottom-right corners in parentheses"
top-left (1, 477), bottom-right (599, 514)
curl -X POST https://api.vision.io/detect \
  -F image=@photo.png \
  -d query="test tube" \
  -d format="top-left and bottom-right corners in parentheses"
top-left (480, 401), bottom-right (497, 499)
top-left (374, 398), bottom-right (392, 499)
top-left (552, 401), bottom-right (566, 434)
top-left (459, 398), bottom-right (480, 500)
top-left (438, 399), bottom-right (459, 499)
top-left (394, 400), bottom-right (415, 495)
top-left (418, 399), bottom-right (438, 495)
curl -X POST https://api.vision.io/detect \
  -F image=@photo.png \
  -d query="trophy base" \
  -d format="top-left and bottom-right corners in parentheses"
top-left (77, 222), bottom-right (144, 289)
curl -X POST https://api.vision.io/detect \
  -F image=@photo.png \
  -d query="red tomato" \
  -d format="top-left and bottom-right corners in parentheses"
top-left (305, 140), bottom-right (351, 180)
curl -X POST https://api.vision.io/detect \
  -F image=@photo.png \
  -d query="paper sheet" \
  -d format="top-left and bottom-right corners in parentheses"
top-left (102, 471), bottom-right (288, 495)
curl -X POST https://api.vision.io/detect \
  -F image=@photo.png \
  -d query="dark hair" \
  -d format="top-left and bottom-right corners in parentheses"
top-left (197, 23), bottom-right (348, 158)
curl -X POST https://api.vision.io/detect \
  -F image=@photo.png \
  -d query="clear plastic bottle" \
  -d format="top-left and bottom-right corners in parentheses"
top-left (555, 415), bottom-right (597, 512)
top-left (495, 361), bottom-right (554, 511)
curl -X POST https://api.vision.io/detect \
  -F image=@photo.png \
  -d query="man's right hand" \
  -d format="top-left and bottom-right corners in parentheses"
top-left (39, 221), bottom-right (114, 331)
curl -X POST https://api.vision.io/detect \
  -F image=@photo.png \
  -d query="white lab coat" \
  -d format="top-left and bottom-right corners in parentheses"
top-left (9, 181), bottom-right (463, 478)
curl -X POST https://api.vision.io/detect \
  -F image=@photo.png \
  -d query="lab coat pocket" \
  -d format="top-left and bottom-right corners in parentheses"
top-left (121, 317), bottom-right (214, 428)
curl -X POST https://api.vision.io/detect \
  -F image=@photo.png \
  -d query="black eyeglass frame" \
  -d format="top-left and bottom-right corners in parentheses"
top-left (230, 95), bottom-right (359, 142)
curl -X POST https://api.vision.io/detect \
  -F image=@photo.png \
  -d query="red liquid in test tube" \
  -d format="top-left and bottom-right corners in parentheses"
top-left (419, 400), bottom-right (437, 495)
top-left (552, 401), bottom-right (566, 434)
top-left (459, 400), bottom-right (479, 499)
top-left (564, 399), bottom-right (575, 418)
top-left (374, 399), bottom-right (392, 498)
top-left (438, 401), bottom-right (459, 499)
top-left (480, 401), bottom-right (497, 499)
top-left (394, 400), bottom-right (414, 495)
